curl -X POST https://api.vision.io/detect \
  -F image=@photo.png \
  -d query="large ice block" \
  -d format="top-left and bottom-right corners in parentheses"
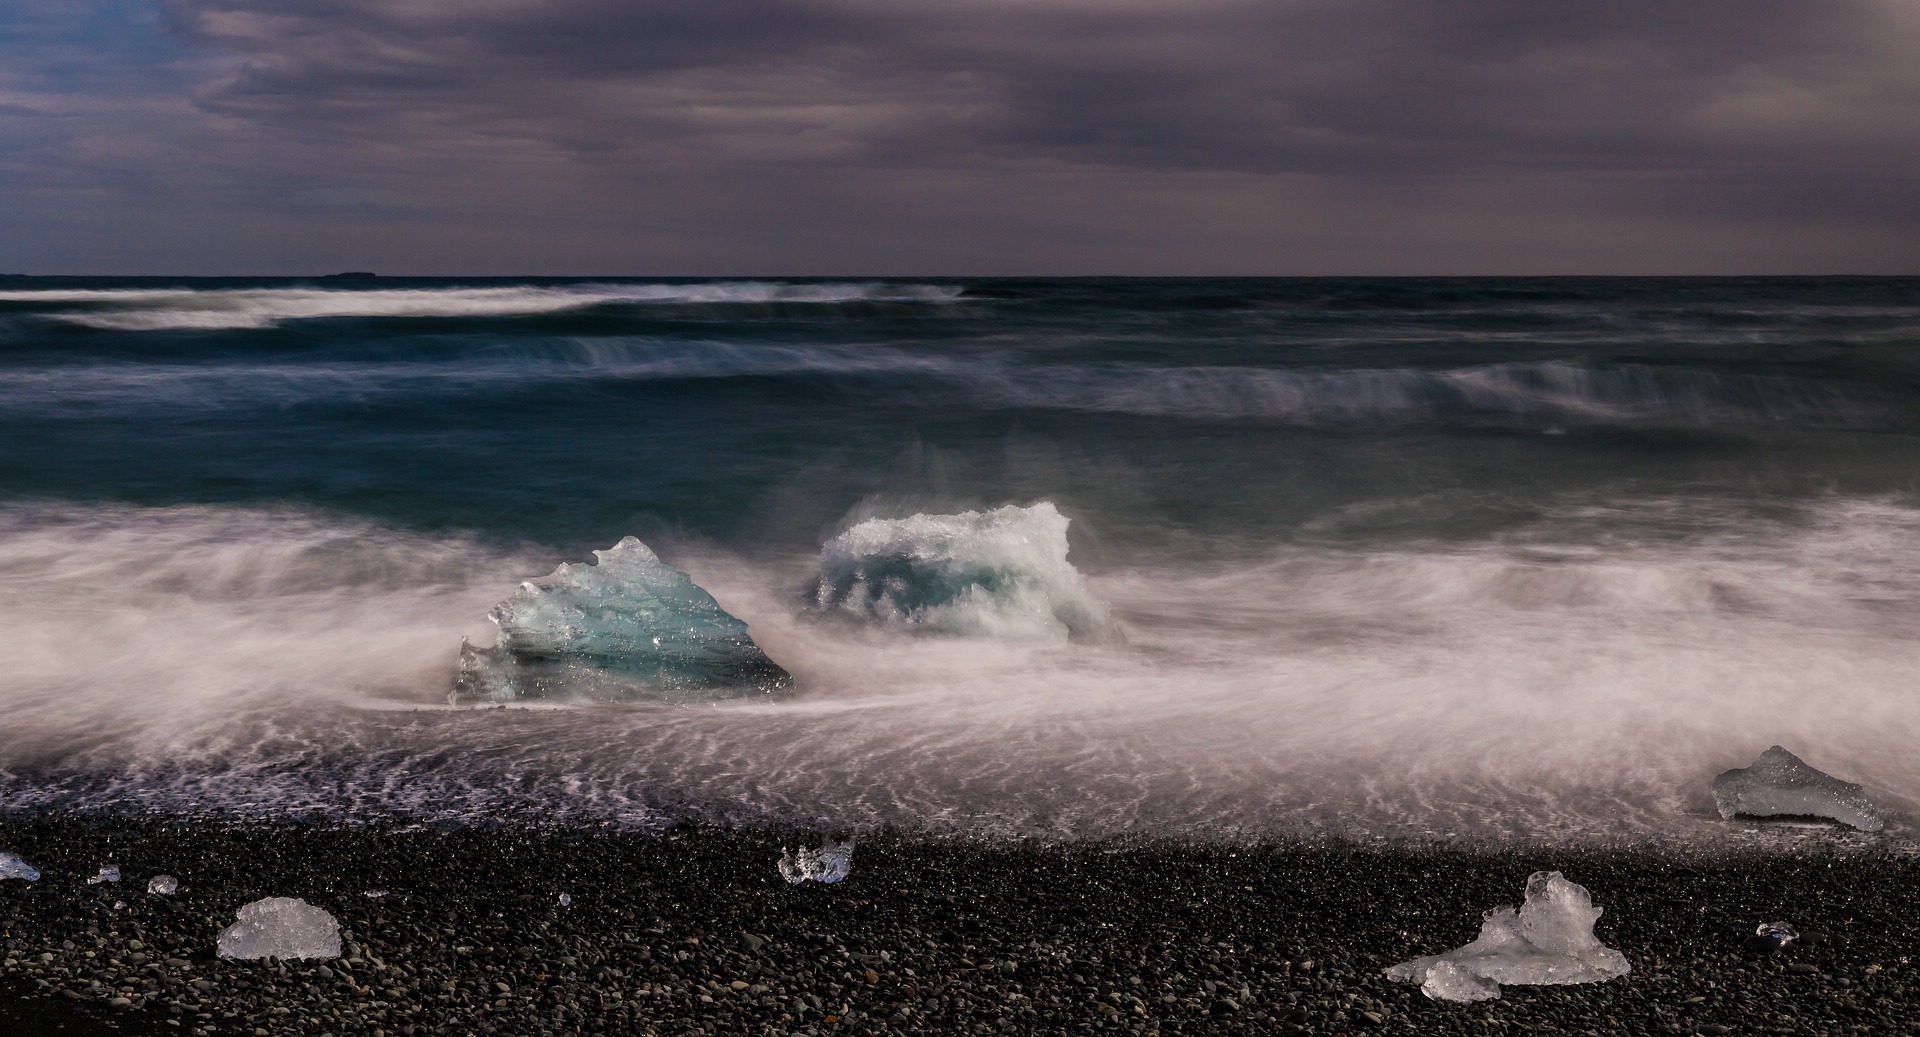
top-left (1711, 745), bottom-right (1882, 831)
top-left (452, 536), bottom-right (792, 704)
top-left (810, 502), bottom-right (1117, 642)
top-left (1387, 871), bottom-right (1630, 1001)
top-left (215, 897), bottom-right (341, 960)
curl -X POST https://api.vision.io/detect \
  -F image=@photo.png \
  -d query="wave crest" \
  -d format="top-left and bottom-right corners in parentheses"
top-left (0, 281), bottom-right (962, 331)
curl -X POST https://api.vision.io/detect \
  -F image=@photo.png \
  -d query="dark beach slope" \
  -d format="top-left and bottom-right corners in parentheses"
top-left (1, 817), bottom-right (1914, 1037)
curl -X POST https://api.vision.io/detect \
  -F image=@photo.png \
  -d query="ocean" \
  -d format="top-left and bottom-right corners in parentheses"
top-left (2, 276), bottom-right (1917, 846)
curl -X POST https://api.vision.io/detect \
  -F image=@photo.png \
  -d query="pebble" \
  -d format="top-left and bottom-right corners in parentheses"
top-left (0, 818), bottom-right (1915, 1036)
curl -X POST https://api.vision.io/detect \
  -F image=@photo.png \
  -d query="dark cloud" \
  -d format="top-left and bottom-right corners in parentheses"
top-left (166, 1), bottom-right (1920, 173)
top-left (3, 1), bottom-right (1917, 272)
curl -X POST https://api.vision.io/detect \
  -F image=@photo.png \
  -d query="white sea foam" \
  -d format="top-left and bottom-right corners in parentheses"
top-left (0, 282), bottom-right (962, 331)
top-left (2, 497), bottom-right (1919, 844)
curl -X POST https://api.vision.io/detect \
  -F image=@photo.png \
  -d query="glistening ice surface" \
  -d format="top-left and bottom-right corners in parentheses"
top-left (2, 278), bottom-right (1919, 846)
top-left (1387, 871), bottom-right (1631, 999)
top-left (1711, 745), bottom-right (1883, 831)
top-left (215, 898), bottom-right (342, 961)
top-left (453, 536), bottom-right (791, 704)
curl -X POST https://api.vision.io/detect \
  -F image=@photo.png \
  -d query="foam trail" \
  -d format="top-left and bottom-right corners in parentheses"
top-left (0, 505), bottom-right (514, 751)
top-left (4, 499), bottom-right (1920, 845)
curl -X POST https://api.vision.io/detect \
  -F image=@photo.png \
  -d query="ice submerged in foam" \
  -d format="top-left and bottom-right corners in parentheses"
top-left (1712, 745), bottom-right (1883, 832)
top-left (810, 502), bottom-right (1117, 642)
top-left (1386, 871), bottom-right (1630, 1001)
top-left (452, 536), bottom-right (791, 704)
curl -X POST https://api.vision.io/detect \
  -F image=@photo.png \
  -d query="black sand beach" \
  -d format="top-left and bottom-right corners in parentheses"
top-left (2, 817), bottom-right (1913, 1036)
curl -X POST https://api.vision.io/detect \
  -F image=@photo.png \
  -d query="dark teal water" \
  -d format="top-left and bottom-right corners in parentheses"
top-left (2, 276), bottom-right (1918, 842)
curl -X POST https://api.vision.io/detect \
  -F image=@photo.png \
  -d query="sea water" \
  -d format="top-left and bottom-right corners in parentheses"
top-left (1, 276), bottom-right (1917, 845)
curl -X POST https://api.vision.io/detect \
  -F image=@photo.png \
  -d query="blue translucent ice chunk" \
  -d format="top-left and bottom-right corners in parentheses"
top-left (1387, 871), bottom-right (1630, 1001)
top-left (0, 851), bottom-right (39, 882)
top-left (1711, 745), bottom-right (1882, 831)
top-left (810, 502), bottom-right (1118, 642)
top-left (778, 841), bottom-right (853, 884)
top-left (88, 864), bottom-right (121, 885)
top-left (452, 537), bottom-right (791, 704)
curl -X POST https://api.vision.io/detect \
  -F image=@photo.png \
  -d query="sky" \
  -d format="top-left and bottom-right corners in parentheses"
top-left (2, 0), bottom-right (1918, 275)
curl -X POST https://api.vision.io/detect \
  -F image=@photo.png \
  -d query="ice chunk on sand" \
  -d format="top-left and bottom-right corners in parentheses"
top-left (88, 864), bottom-right (121, 885)
top-left (1421, 961), bottom-right (1501, 1002)
top-left (1755, 921), bottom-right (1798, 944)
top-left (778, 841), bottom-right (854, 884)
top-left (1711, 745), bottom-right (1882, 831)
top-left (1386, 871), bottom-right (1630, 1001)
top-left (216, 897), bottom-right (342, 960)
top-left (148, 875), bottom-right (178, 895)
top-left (451, 536), bottom-right (792, 704)
top-left (0, 851), bottom-right (39, 882)
top-left (810, 502), bottom-right (1117, 642)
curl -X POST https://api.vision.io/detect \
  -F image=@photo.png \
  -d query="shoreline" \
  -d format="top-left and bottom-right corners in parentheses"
top-left (3, 816), bottom-right (1916, 1036)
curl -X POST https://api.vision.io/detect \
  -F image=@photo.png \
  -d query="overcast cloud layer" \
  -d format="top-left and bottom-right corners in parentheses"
top-left (3, 0), bottom-right (1918, 273)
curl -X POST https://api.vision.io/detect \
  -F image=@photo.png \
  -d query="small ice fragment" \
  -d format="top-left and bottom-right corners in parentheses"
top-left (88, 864), bottom-right (121, 885)
top-left (1756, 921), bottom-right (1798, 944)
top-left (113, 900), bottom-right (126, 910)
top-left (1421, 960), bottom-right (1502, 1002)
top-left (0, 851), bottom-right (39, 882)
top-left (1743, 919), bottom-right (1799, 954)
top-left (148, 875), bottom-right (178, 895)
top-left (1386, 871), bottom-right (1630, 999)
top-left (778, 841), bottom-right (854, 885)
top-left (363, 890), bottom-right (388, 899)
top-left (1711, 746), bottom-right (1882, 831)
top-left (558, 893), bottom-right (572, 906)
top-left (216, 897), bottom-right (342, 960)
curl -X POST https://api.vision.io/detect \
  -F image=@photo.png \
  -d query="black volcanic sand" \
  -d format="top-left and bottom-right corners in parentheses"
top-left (1, 818), bottom-right (1914, 1037)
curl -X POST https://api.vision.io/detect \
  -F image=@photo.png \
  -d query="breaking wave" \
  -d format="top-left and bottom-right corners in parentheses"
top-left (0, 342), bottom-right (1897, 431)
top-left (982, 359), bottom-right (1894, 429)
top-left (0, 281), bottom-right (963, 330)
